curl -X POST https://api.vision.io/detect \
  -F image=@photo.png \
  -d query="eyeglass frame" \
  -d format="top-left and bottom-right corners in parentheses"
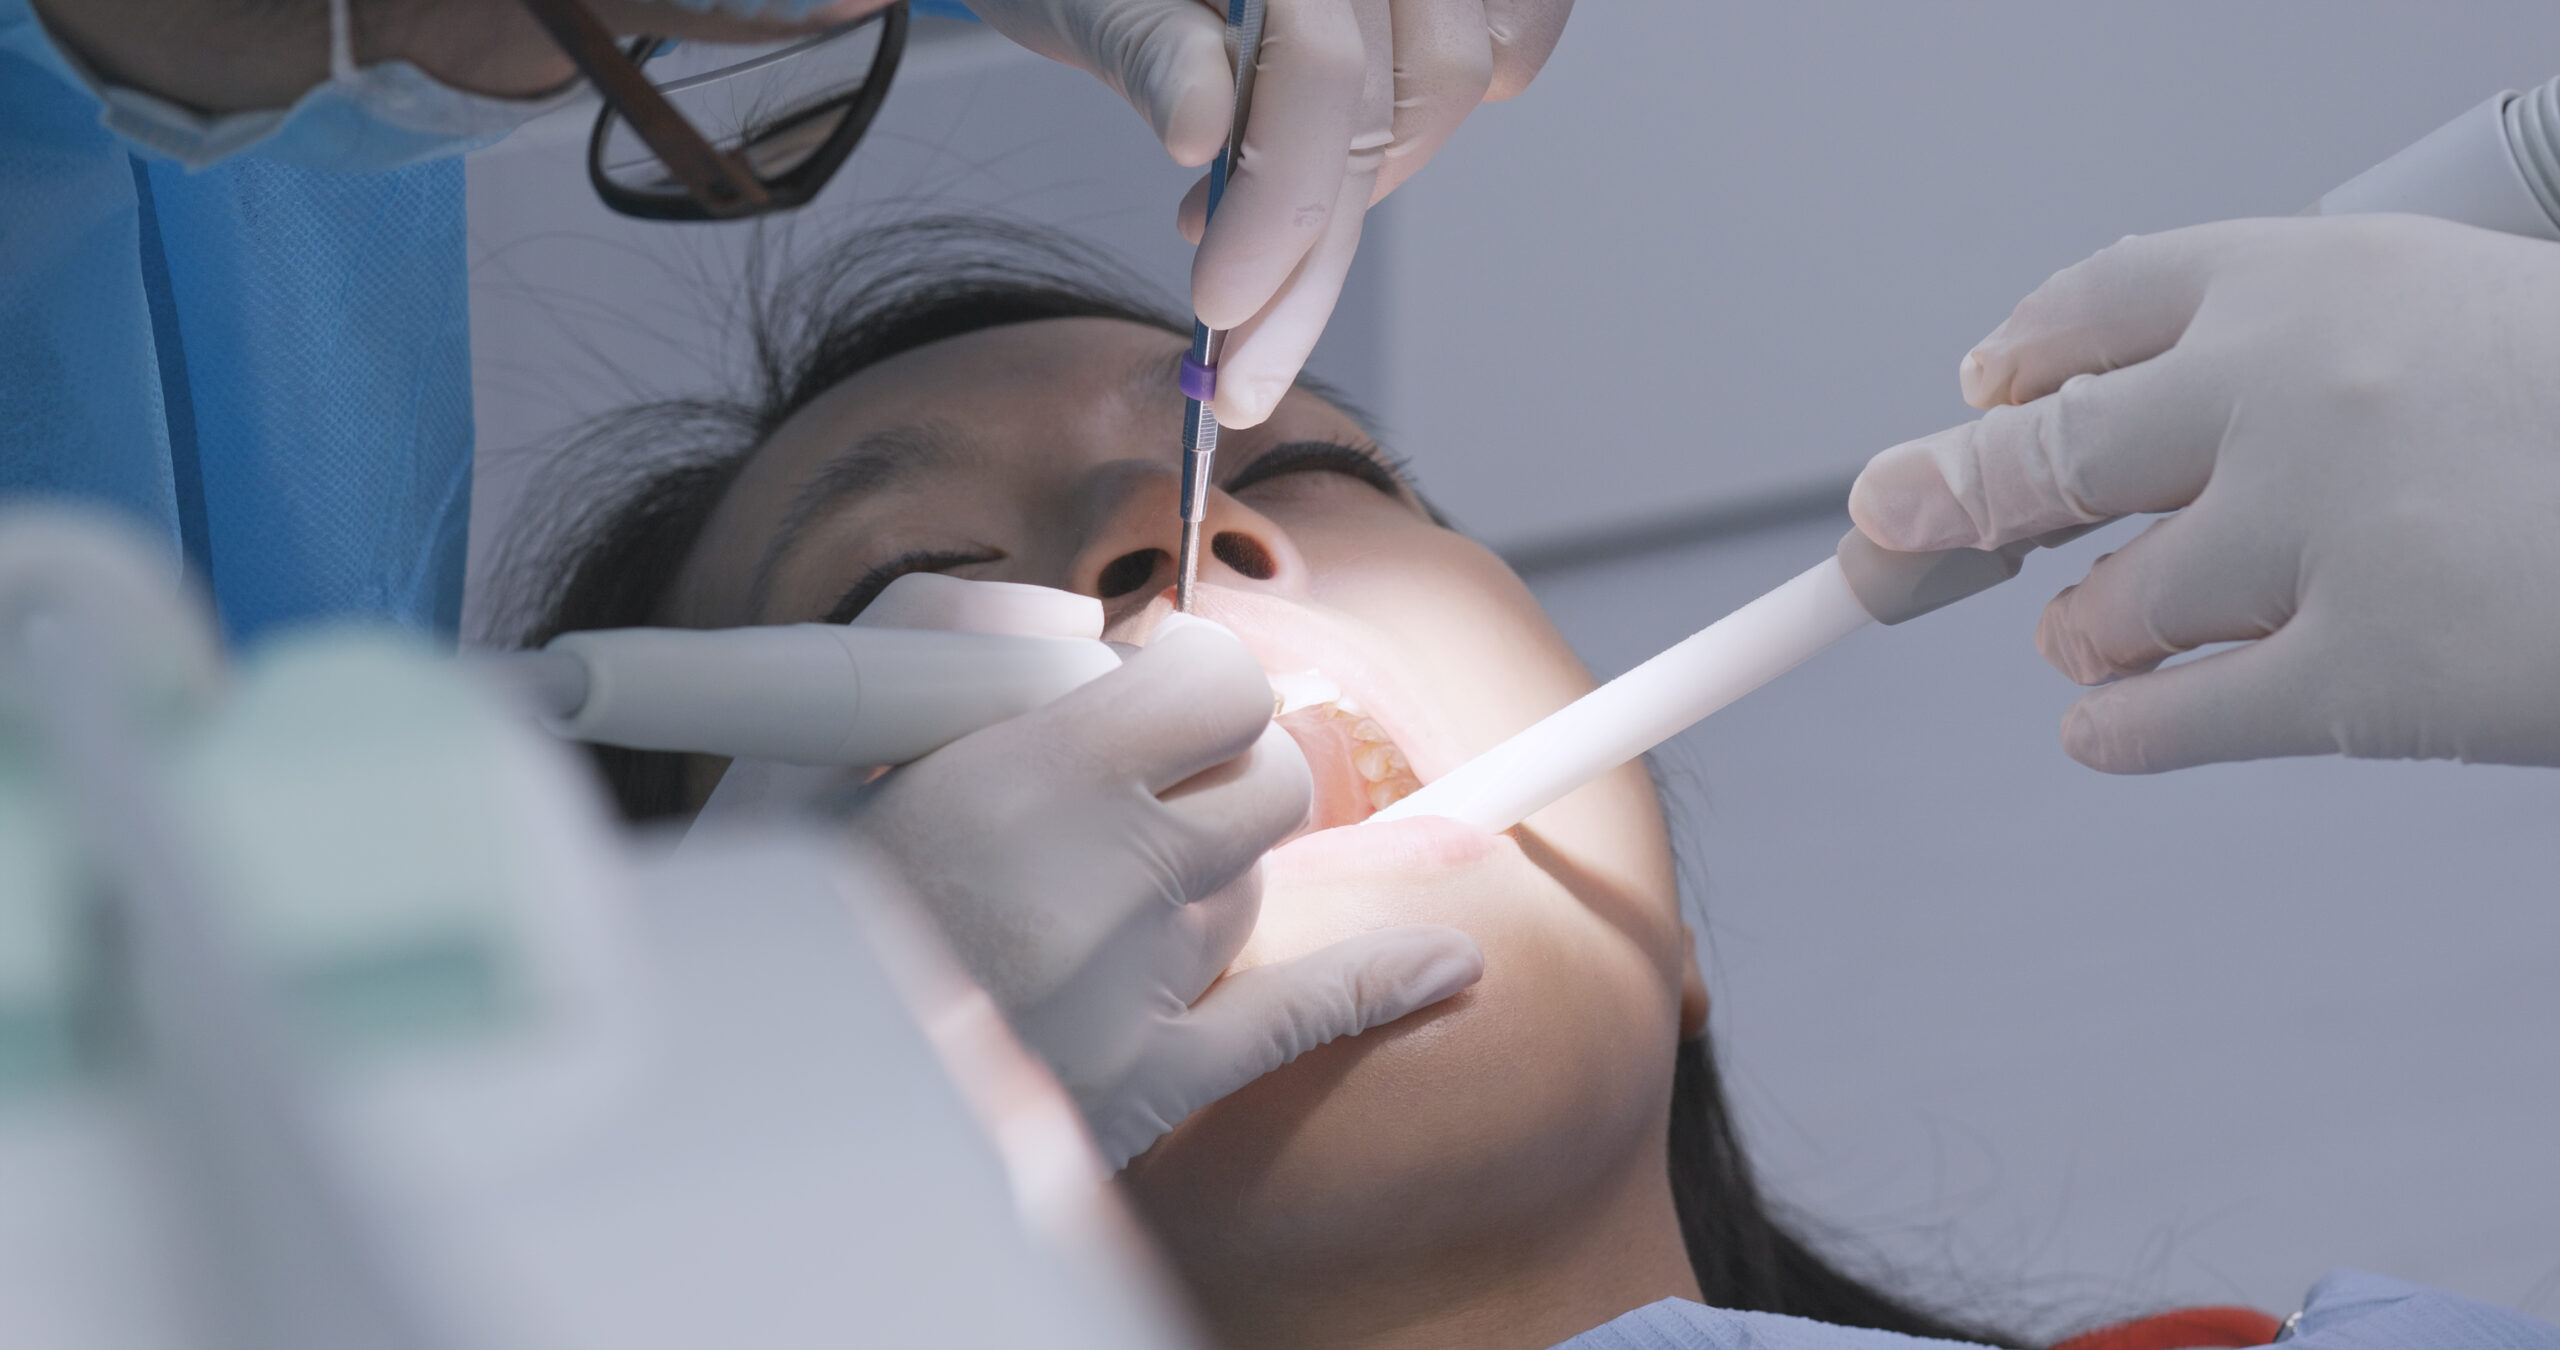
top-left (513, 0), bottom-right (909, 222)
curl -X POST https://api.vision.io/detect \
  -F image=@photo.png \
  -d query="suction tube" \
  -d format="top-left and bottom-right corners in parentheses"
top-left (1371, 556), bottom-right (1874, 833)
top-left (1369, 527), bottom-right (2097, 835)
top-left (2310, 76), bottom-right (2560, 239)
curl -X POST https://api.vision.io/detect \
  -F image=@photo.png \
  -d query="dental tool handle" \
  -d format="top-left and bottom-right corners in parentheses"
top-left (1373, 557), bottom-right (1874, 833)
top-left (2308, 76), bottom-right (2560, 240)
top-left (532, 624), bottom-right (1120, 767)
top-left (1833, 521), bottom-right (2102, 625)
top-left (1174, 0), bottom-right (1268, 612)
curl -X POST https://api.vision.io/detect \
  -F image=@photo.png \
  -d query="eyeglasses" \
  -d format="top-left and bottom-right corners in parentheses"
top-left (516, 0), bottom-right (908, 222)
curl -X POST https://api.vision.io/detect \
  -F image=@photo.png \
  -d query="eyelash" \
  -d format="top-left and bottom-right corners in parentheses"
top-left (817, 444), bottom-right (1406, 623)
top-left (822, 548), bottom-right (996, 625)
top-left (1223, 441), bottom-right (1416, 500)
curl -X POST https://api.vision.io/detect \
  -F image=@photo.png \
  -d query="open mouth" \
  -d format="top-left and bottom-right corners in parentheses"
top-left (1129, 587), bottom-right (1437, 835)
top-left (1270, 671), bottom-right (1421, 831)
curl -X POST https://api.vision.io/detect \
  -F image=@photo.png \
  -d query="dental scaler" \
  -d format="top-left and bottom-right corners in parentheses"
top-left (504, 622), bottom-right (1118, 767)
top-left (1372, 527), bottom-right (2093, 834)
top-left (1174, 0), bottom-right (1268, 612)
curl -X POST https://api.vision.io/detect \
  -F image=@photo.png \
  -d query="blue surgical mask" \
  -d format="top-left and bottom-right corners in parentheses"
top-left (4, 0), bottom-right (576, 173)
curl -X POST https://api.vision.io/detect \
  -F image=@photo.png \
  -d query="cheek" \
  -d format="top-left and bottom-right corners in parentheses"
top-left (1290, 520), bottom-right (1686, 992)
top-left (1124, 832), bottom-right (1684, 1277)
top-left (1301, 525), bottom-right (1599, 770)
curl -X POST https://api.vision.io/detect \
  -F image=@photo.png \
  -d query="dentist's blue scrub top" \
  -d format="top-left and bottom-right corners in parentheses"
top-left (0, 0), bottom-right (474, 647)
top-left (0, 0), bottom-right (988, 649)
top-left (1552, 1271), bottom-right (2559, 1350)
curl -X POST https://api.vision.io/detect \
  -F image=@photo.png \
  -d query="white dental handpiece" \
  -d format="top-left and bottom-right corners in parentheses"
top-left (504, 623), bottom-right (1121, 767)
top-left (2308, 75), bottom-right (2560, 239)
top-left (1371, 528), bottom-right (2093, 833)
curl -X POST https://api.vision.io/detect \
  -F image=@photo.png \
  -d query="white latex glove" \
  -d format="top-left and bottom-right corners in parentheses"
top-left (1849, 214), bottom-right (2560, 774)
top-left (963, 0), bottom-right (1573, 428)
top-left (713, 574), bottom-right (1483, 1166)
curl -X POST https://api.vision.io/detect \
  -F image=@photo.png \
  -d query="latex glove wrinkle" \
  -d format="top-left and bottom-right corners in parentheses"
top-left (1849, 215), bottom-right (2560, 773)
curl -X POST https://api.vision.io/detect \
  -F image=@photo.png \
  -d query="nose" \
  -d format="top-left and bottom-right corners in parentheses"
top-left (1068, 464), bottom-right (1308, 627)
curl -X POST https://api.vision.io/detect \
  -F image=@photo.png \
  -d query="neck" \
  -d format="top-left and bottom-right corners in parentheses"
top-left (1184, 1147), bottom-right (1701, 1350)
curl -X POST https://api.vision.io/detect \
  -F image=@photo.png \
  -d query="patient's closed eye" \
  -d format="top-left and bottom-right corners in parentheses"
top-left (823, 548), bottom-right (998, 624)
top-left (1224, 441), bottom-right (1415, 502)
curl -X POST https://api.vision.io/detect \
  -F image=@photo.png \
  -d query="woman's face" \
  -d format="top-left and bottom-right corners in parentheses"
top-left (663, 317), bottom-right (1697, 1302)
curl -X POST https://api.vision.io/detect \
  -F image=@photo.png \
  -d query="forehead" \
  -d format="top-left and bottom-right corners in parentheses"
top-left (753, 317), bottom-right (1190, 504)
top-left (664, 316), bottom-right (1372, 624)
top-left (782, 316), bottom-right (1186, 441)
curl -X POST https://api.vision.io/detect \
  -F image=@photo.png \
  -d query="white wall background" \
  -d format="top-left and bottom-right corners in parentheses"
top-left (1380, 1), bottom-right (2560, 548)
top-left (464, 5), bottom-right (2560, 1337)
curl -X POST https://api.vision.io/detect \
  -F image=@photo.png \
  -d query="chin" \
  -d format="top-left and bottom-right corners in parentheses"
top-left (1122, 810), bottom-right (1684, 1287)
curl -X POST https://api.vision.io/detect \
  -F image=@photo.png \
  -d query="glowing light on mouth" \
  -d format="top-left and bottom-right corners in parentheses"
top-left (1269, 670), bottom-right (1341, 716)
top-left (1269, 668), bottom-right (1421, 820)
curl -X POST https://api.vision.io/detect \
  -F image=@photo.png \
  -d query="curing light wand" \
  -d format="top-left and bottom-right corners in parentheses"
top-left (1175, 0), bottom-right (1267, 611)
top-left (1371, 524), bottom-right (2098, 834)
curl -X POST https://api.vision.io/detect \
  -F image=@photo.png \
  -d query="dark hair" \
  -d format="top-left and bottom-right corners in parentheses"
top-left (498, 216), bottom-right (2021, 1345)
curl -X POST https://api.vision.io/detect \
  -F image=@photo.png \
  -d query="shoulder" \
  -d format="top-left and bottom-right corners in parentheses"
top-left (2281, 1270), bottom-right (2560, 1350)
top-left (1550, 1299), bottom-right (2005, 1350)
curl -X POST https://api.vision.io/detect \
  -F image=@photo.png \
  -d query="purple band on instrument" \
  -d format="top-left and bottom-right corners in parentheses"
top-left (1179, 355), bottom-right (1218, 402)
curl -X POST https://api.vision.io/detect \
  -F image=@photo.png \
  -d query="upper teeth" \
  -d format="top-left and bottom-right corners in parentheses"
top-left (1270, 668), bottom-right (1420, 811)
top-left (1269, 669), bottom-right (1345, 716)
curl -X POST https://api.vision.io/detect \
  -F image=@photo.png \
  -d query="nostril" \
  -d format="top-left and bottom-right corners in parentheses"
top-left (1211, 530), bottom-right (1276, 580)
top-left (1096, 548), bottom-right (1164, 599)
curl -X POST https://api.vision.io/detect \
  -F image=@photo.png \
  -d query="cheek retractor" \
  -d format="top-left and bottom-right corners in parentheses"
top-left (1370, 525), bottom-right (2099, 834)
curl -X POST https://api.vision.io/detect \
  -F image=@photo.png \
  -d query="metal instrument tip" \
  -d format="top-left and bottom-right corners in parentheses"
top-left (1174, 518), bottom-right (1204, 612)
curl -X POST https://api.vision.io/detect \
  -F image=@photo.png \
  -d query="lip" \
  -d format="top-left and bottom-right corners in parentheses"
top-left (1125, 587), bottom-right (1455, 833)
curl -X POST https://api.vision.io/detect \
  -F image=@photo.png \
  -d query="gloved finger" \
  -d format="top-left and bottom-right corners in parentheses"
top-left (1092, 922), bottom-right (1483, 1167)
top-left (1011, 867), bottom-right (1264, 1081)
top-left (1480, 0), bottom-right (1573, 100)
top-left (1116, 721), bottom-right (1311, 922)
top-left (1211, 161), bottom-right (1375, 427)
top-left (1158, 720), bottom-right (1314, 864)
top-left (1191, 0), bottom-right (1378, 332)
top-left (1961, 219), bottom-right (2274, 409)
top-left (1003, 612), bottom-right (1276, 794)
top-left (2035, 507), bottom-right (2297, 685)
top-left (971, 0), bottom-right (1235, 165)
top-left (852, 572), bottom-right (1105, 638)
top-left (1178, 171), bottom-right (1211, 245)
top-left (1369, 0), bottom-right (1495, 204)
top-left (2058, 628), bottom-right (2323, 774)
top-left (1848, 351), bottom-right (2227, 553)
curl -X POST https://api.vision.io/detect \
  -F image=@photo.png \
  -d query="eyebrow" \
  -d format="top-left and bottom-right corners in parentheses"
top-left (746, 422), bottom-right (959, 620)
top-left (1126, 346), bottom-right (1190, 413)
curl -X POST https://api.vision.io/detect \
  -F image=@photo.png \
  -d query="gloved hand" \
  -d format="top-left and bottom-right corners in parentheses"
top-left (733, 574), bottom-right (1483, 1166)
top-left (1849, 214), bottom-right (2560, 773)
top-left (963, 0), bottom-right (1574, 428)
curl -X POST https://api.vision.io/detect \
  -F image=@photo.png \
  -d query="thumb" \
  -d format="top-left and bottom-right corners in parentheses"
top-left (1022, 0), bottom-right (1234, 166)
top-left (1089, 924), bottom-right (1483, 1166)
